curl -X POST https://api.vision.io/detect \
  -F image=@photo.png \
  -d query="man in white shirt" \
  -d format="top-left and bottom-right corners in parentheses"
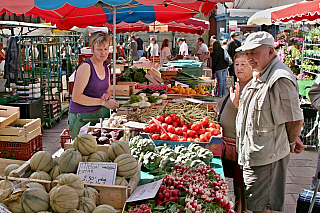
top-left (196, 37), bottom-right (209, 62)
top-left (178, 38), bottom-right (188, 56)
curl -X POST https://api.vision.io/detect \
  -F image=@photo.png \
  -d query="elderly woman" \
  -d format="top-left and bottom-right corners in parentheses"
top-left (218, 51), bottom-right (252, 213)
top-left (68, 31), bottom-right (119, 139)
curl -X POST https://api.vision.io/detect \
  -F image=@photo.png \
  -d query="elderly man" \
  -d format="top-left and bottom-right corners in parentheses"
top-left (231, 31), bottom-right (304, 213)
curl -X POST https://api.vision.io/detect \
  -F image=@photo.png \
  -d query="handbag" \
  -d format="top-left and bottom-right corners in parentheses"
top-left (218, 93), bottom-right (238, 162)
top-left (223, 48), bottom-right (233, 66)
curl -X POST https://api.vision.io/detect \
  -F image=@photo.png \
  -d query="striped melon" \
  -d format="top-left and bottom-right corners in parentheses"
top-left (4, 164), bottom-right (20, 176)
top-left (69, 210), bottom-right (85, 213)
top-left (49, 165), bottom-right (61, 180)
top-left (26, 182), bottom-right (46, 191)
top-left (8, 197), bottom-right (23, 213)
top-left (48, 186), bottom-right (57, 197)
top-left (88, 151), bottom-right (109, 162)
top-left (92, 204), bottom-right (116, 213)
top-left (115, 176), bottom-right (128, 186)
top-left (57, 173), bottom-right (84, 196)
top-left (30, 151), bottom-right (53, 173)
top-left (50, 185), bottom-right (79, 213)
top-left (21, 188), bottom-right (50, 213)
top-left (58, 148), bottom-right (82, 173)
top-left (82, 186), bottom-right (99, 205)
top-left (0, 177), bottom-right (14, 200)
top-left (78, 197), bottom-right (96, 213)
top-left (114, 154), bottom-right (138, 178)
top-left (73, 134), bottom-right (97, 156)
top-left (82, 156), bottom-right (89, 162)
top-left (53, 157), bottom-right (59, 165)
top-left (30, 171), bottom-right (52, 181)
top-left (108, 141), bottom-right (131, 161)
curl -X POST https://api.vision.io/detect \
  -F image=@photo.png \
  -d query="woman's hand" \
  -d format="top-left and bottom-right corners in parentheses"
top-left (100, 93), bottom-right (112, 101)
top-left (102, 99), bottom-right (119, 110)
top-left (230, 82), bottom-right (240, 109)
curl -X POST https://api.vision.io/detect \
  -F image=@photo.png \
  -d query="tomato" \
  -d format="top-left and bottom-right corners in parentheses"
top-left (180, 121), bottom-right (185, 126)
top-left (209, 123), bottom-right (216, 128)
top-left (175, 116), bottom-right (181, 124)
top-left (205, 132), bottom-right (212, 140)
top-left (179, 138), bottom-right (187, 142)
top-left (191, 123), bottom-right (201, 131)
top-left (212, 129), bottom-right (219, 136)
top-left (149, 120), bottom-right (155, 125)
top-left (187, 130), bottom-right (194, 138)
top-left (172, 122), bottom-right (178, 128)
top-left (187, 138), bottom-right (194, 142)
top-left (175, 127), bottom-right (182, 135)
top-left (165, 116), bottom-right (173, 124)
top-left (156, 115), bottom-right (165, 123)
top-left (187, 122), bottom-right (193, 129)
top-left (182, 132), bottom-right (188, 138)
top-left (167, 125), bottom-right (175, 134)
top-left (156, 125), bottom-right (161, 133)
top-left (170, 134), bottom-right (178, 141)
top-left (151, 134), bottom-right (160, 140)
top-left (149, 124), bottom-right (157, 133)
top-left (160, 133), bottom-right (169, 140)
top-left (215, 124), bottom-right (221, 129)
top-left (162, 123), bottom-right (168, 131)
top-left (182, 126), bottom-right (188, 133)
top-left (199, 135), bottom-right (206, 142)
top-left (142, 126), bottom-right (150, 133)
top-left (198, 128), bottom-right (206, 135)
top-left (202, 117), bottom-right (209, 126)
top-left (194, 134), bottom-right (199, 139)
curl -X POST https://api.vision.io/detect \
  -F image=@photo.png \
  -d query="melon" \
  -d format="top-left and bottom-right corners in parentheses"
top-left (108, 141), bottom-right (131, 161)
top-left (69, 210), bottom-right (85, 213)
top-left (48, 186), bottom-right (57, 197)
top-left (92, 204), bottom-right (117, 213)
top-left (49, 165), bottom-right (61, 180)
top-left (30, 151), bottom-right (53, 173)
top-left (78, 197), bottom-right (96, 213)
top-left (88, 151), bottom-right (109, 162)
top-left (29, 171), bottom-right (52, 181)
top-left (8, 197), bottom-right (23, 213)
top-left (57, 173), bottom-right (84, 196)
top-left (21, 188), bottom-right (50, 213)
top-left (115, 176), bottom-right (128, 186)
top-left (4, 164), bottom-right (20, 176)
top-left (73, 134), bottom-right (97, 156)
top-left (50, 185), bottom-right (79, 213)
top-left (0, 177), bottom-right (14, 200)
top-left (26, 182), bottom-right (46, 191)
top-left (53, 157), bottom-right (59, 165)
top-left (58, 148), bottom-right (82, 173)
top-left (114, 154), bottom-right (138, 178)
top-left (82, 186), bottom-right (99, 205)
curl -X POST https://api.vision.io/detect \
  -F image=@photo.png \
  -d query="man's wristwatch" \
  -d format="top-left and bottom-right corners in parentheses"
top-left (289, 142), bottom-right (296, 146)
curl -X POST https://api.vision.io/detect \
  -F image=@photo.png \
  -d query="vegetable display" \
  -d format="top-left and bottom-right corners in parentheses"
top-left (124, 93), bottom-right (167, 108)
top-left (167, 85), bottom-right (210, 95)
top-left (172, 70), bottom-right (204, 89)
top-left (120, 67), bottom-right (148, 83)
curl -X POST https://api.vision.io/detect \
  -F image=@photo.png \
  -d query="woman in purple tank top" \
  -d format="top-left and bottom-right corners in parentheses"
top-left (68, 31), bottom-right (119, 139)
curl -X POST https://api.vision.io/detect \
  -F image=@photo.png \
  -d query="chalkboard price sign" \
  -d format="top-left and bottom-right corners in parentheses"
top-left (77, 162), bottom-right (117, 185)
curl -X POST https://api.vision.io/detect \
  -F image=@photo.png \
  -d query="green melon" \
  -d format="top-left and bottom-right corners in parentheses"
top-left (92, 204), bottom-right (117, 213)
top-left (115, 176), bottom-right (128, 186)
top-left (88, 151), bottom-right (109, 162)
top-left (4, 164), bottom-right (20, 176)
top-left (8, 197), bottom-right (23, 213)
top-left (58, 148), bottom-right (82, 173)
top-left (50, 185), bottom-right (79, 213)
top-left (108, 141), bottom-right (131, 161)
top-left (73, 134), bottom-right (97, 156)
top-left (26, 182), bottom-right (46, 191)
top-left (29, 171), bottom-right (52, 181)
top-left (21, 188), bottom-right (50, 213)
top-left (49, 165), bottom-right (61, 180)
top-left (30, 151), bottom-right (53, 173)
top-left (114, 154), bottom-right (138, 178)
top-left (57, 173), bottom-right (84, 196)
top-left (82, 186), bottom-right (99, 205)
top-left (78, 197), bottom-right (96, 213)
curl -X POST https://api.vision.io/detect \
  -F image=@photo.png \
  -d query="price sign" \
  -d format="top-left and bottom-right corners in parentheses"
top-left (77, 162), bottom-right (117, 185)
top-left (126, 180), bottom-right (163, 202)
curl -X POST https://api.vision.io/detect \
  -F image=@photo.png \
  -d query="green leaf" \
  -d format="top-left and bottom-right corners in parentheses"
top-left (153, 205), bottom-right (166, 210)
top-left (186, 209), bottom-right (193, 213)
top-left (179, 197), bottom-right (186, 206)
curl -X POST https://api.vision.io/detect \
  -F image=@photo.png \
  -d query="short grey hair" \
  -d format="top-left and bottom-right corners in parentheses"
top-left (90, 31), bottom-right (110, 49)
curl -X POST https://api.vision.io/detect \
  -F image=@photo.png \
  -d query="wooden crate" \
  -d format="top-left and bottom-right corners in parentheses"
top-left (64, 143), bottom-right (110, 153)
top-left (0, 158), bottom-right (25, 176)
top-left (0, 105), bottom-right (20, 129)
top-left (110, 85), bottom-right (132, 96)
top-left (117, 82), bottom-right (138, 86)
top-left (0, 176), bottom-right (51, 192)
top-left (145, 68), bottom-right (163, 85)
top-left (0, 119), bottom-right (41, 142)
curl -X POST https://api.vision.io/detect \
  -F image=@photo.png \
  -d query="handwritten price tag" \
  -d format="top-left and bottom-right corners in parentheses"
top-left (77, 162), bottom-right (117, 185)
top-left (126, 180), bottom-right (163, 202)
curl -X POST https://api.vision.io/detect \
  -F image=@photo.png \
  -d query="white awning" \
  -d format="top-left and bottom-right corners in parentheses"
top-left (227, 9), bottom-right (262, 18)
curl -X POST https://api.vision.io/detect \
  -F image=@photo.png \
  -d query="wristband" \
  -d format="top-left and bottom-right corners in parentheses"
top-left (289, 142), bottom-right (296, 146)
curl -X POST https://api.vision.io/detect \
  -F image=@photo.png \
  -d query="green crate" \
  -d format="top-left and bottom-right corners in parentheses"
top-left (0, 93), bottom-right (19, 105)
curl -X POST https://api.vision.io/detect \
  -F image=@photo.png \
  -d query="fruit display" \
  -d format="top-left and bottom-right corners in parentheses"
top-left (123, 93), bottom-right (167, 108)
top-left (167, 84), bottom-right (210, 95)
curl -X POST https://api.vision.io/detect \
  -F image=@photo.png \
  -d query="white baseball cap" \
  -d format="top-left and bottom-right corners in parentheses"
top-left (238, 31), bottom-right (274, 51)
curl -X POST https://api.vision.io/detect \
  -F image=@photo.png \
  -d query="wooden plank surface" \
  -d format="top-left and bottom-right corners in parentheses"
top-left (0, 158), bottom-right (25, 176)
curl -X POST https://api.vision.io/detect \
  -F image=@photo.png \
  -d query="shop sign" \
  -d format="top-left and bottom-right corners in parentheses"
top-left (229, 20), bottom-right (237, 27)
top-left (77, 162), bottom-right (117, 185)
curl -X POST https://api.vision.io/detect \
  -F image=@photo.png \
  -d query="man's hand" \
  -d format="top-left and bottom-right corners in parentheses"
top-left (230, 82), bottom-right (240, 109)
top-left (291, 137), bottom-right (307, 153)
top-left (100, 93), bottom-right (112, 101)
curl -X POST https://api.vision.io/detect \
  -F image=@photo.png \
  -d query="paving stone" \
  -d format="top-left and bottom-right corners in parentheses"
top-left (286, 183), bottom-right (304, 194)
top-left (290, 159), bottom-right (317, 167)
top-left (289, 166), bottom-right (315, 177)
top-left (284, 204), bottom-right (297, 213)
top-left (285, 194), bottom-right (297, 204)
top-left (291, 177), bottom-right (312, 185)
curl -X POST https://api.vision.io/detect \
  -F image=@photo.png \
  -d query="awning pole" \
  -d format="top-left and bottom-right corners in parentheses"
top-left (113, 6), bottom-right (116, 99)
top-left (153, 21), bottom-right (155, 68)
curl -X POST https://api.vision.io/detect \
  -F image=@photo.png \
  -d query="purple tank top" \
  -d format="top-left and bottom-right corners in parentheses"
top-left (69, 58), bottom-right (109, 114)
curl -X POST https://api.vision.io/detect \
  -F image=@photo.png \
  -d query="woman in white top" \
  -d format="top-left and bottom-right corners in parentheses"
top-left (150, 37), bottom-right (159, 57)
top-left (160, 39), bottom-right (171, 66)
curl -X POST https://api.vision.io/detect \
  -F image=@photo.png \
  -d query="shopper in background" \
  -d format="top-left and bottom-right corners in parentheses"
top-left (232, 31), bottom-right (304, 213)
top-left (160, 39), bottom-right (171, 66)
top-left (219, 51), bottom-right (252, 213)
top-left (178, 38), bottom-right (188, 56)
top-left (227, 32), bottom-right (241, 83)
top-left (196, 37), bottom-right (209, 62)
top-left (150, 37), bottom-right (159, 57)
top-left (221, 39), bottom-right (228, 50)
top-left (242, 32), bottom-right (251, 46)
top-left (68, 31), bottom-right (119, 139)
top-left (210, 40), bottom-right (228, 97)
top-left (135, 34), bottom-right (144, 61)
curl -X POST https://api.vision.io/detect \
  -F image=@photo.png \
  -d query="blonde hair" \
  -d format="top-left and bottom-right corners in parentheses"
top-left (90, 31), bottom-right (110, 50)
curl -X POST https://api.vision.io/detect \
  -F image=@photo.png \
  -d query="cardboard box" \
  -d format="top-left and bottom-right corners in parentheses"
top-left (145, 68), bottom-right (163, 85)
top-left (110, 85), bottom-right (132, 96)
top-left (0, 105), bottom-right (20, 129)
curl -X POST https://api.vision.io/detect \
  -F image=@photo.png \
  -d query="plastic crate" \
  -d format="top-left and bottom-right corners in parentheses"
top-left (60, 129), bottom-right (71, 148)
top-left (0, 134), bottom-right (43, 160)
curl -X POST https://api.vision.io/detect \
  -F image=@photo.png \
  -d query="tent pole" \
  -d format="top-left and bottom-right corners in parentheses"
top-left (153, 21), bottom-right (155, 68)
top-left (113, 6), bottom-right (116, 99)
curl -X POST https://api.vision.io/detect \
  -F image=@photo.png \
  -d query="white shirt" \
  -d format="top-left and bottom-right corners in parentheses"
top-left (160, 47), bottom-right (171, 66)
top-left (179, 41), bottom-right (188, 56)
top-left (197, 43), bottom-right (209, 61)
top-left (150, 43), bottom-right (159, 56)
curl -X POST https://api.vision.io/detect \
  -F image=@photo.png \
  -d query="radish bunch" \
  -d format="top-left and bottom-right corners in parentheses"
top-left (128, 204), bottom-right (151, 213)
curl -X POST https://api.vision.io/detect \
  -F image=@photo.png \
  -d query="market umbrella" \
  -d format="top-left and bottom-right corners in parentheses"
top-left (271, 0), bottom-right (320, 23)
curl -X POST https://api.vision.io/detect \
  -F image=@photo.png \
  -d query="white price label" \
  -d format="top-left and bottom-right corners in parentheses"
top-left (77, 162), bottom-right (117, 185)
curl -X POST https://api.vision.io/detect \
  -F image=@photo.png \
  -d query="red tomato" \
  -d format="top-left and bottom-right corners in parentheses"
top-left (202, 117), bottom-right (209, 126)
top-left (160, 133), bottom-right (169, 140)
top-left (198, 128), bottom-right (206, 135)
top-left (187, 122), bottom-right (193, 129)
top-left (170, 114), bottom-right (177, 121)
top-left (187, 130), bottom-right (194, 138)
top-left (199, 135), bottom-right (206, 142)
top-left (212, 129), bottom-right (219, 136)
top-left (215, 124), bottom-right (221, 129)
top-left (151, 134), bottom-right (160, 140)
top-left (205, 132), bottom-right (212, 140)
top-left (180, 121), bottom-right (185, 126)
top-left (179, 138), bottom-right (186, 142)
top-left (209, 123), bottom-right (216, 128)
top-left (170, 134), bottom-right (179, 141)
top-left (191, 123), bottom-right (201, 131)
top-left (175, 116), bottom-right (181, 124)
top-left (182, 126), bottom-right (188, 133)
top-left (194, 134), bottom-right (199, 139)
top-left (149, 120), bottom-right (155, 125)
top-left (167, 125), bottom-right (175, 134)
top-left (162, 123), bottom-right (168, 131)
top-left (182, 132), bottom-right (188, 138)
top-left (142, 126), bottom-right (150, 133)
top-left (165, 116), bottom-right (173, 124)
top-left (175, 127), bottom-right (182, 135)
top-left (156, 125), bottom-right (161, 133)
top-left (156, 115), bottom-right (165, 123)
top-left (187, 138), bottom-right (194, 142)
top-left (149, 124), bottom-right (157, 133)
top-left (172, 122), bottom-right (178, 128)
